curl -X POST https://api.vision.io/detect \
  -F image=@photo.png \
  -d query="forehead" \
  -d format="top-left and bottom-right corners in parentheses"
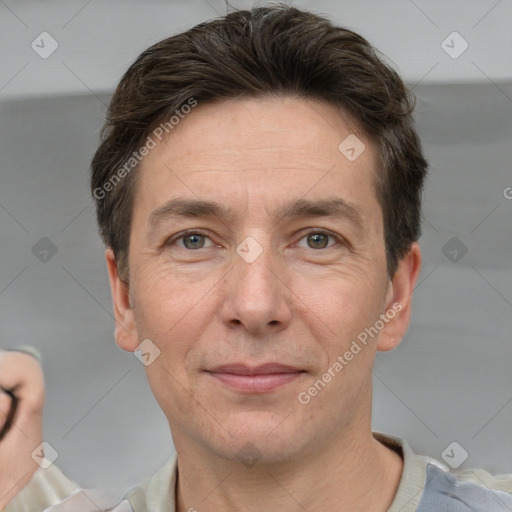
top-left (134, 96), bottom-right (381, 229)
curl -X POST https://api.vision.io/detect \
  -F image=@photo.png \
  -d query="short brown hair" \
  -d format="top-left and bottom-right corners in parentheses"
top-left (91, 4), bottom-right (428, 280)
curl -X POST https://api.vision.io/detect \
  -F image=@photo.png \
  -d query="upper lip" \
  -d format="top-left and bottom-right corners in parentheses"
top-left (207, 363), bottom-right (304, 375)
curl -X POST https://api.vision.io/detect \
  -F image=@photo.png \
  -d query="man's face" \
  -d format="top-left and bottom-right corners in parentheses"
top-left (114, 96), bottom-right (405, 463)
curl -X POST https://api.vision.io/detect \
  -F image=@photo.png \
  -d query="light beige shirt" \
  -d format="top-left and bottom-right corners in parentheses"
top-left (5, 432), bottom-right (512, 511)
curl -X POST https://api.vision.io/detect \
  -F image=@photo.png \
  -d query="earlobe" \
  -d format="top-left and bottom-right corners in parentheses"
top-left (377, 242), bottom-right (422, 352)
top-left (105, 248), bottom-right (139, 352)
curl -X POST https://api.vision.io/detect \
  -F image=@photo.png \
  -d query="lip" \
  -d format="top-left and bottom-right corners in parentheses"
top-left (206, 363), bottom-right (305, 393)
top-left (208, 363), bottom-right (302, 375)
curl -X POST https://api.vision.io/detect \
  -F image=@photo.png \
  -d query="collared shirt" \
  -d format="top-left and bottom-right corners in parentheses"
top-left (5, 432), bottom-right (512, 511)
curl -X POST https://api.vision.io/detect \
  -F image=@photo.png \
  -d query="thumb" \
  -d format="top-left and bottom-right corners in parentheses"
top-left (0, 388), bottom-right (13, 436)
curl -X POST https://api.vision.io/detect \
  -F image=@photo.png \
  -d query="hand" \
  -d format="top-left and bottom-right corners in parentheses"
top-left (0, 349), bottom-right (45, 508)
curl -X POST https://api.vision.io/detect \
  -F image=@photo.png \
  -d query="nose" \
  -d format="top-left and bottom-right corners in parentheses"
top-left (220, 241), bottom-right (293, 336)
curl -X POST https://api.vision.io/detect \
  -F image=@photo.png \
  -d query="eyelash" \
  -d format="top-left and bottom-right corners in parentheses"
top-left (167, 229), bottom-right (344, 250)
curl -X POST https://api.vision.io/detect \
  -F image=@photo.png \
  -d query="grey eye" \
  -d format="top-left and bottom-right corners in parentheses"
top-left (307, 233), bottom-right (329, 249)
top-left (183, 234), bottom-right (205, 249)
top-left (177, 233), bottom-right (214, 250)
top-left (297, 232), bottom-right (336, 249)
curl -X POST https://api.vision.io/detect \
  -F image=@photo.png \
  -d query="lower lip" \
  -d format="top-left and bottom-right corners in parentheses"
top-left (208, 372), bottom-right (303, 392)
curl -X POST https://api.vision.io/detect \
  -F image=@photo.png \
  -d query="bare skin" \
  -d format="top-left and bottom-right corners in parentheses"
top-left (0, 350), bottom-right (44, 509)
top-left (108, 96), bottom-right (422, 511)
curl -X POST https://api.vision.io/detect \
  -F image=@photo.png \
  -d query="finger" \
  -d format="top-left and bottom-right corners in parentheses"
top-left (0, 388), bottom-right (13, 436)
top-left (0, 352), bottom-right (45, 412)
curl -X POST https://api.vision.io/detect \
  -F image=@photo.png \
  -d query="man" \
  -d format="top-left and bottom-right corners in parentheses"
top-left (1, 5), bottom-right (511, 511)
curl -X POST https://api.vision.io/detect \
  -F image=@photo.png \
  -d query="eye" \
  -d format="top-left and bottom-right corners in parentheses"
top-left (296, 231), bottom-right (339, 250)
top-left (172, 231), bottom-right (215, 250)
top-left (167, 230), bottom-right (342, 251)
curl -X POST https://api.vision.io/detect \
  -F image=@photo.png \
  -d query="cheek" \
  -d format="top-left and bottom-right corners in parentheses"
top-left (132, 272), bottom-right (203, 415)
top-left (131, 269), bottom-right (189, 350)
top-left (290, 268), bottom-right (387, 395)
top-left (131, 263), bottom-right (220, 369)
top-left (293, 265), bottom-right (384, 337)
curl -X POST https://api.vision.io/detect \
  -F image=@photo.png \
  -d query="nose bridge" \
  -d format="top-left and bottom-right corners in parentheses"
top-left (234, 235), bottom-right (278, 304)
top-left (221, 233), bottom-right (292, 332)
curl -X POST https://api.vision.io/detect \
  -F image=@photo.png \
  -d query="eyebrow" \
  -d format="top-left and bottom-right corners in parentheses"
top-left (147, 197), bottom-right (366, 232)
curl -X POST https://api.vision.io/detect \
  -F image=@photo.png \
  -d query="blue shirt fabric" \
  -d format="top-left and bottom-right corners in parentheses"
top-left (417, 463), bottom-right (512, 511)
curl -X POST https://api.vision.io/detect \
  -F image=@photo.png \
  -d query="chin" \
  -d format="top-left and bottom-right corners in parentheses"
top-left (209, 412), bottom-right (308, 464)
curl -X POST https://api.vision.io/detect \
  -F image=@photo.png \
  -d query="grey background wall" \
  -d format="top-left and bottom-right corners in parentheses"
top-left (1, 0), bottom-right (511, 499)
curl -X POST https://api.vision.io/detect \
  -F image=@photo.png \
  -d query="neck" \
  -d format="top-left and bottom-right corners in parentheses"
top-left (174, 428), bottom-right (403, 512)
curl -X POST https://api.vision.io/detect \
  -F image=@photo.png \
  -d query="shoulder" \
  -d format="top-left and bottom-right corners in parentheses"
top-left (374, 432), bottom-right (512, 512)
top-left (122, 453), bottom-right (178, 511)
top-left (417, 463), bottom-right (512, 511)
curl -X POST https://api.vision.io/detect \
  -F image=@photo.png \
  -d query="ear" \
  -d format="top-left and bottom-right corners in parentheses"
top-left (105, 247), bottom-right (139, 352)
top-left (377, 242), bottom-right (422, 352)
